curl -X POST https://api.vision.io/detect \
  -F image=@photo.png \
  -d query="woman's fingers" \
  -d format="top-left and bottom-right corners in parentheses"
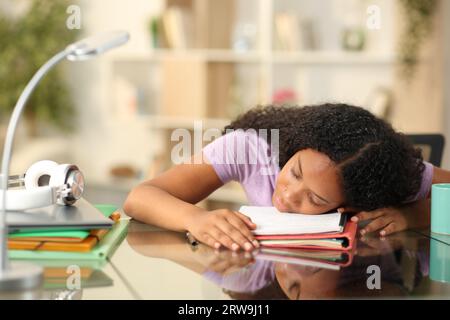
top-left (360, 216), bottom-right (393, 235)
top-left (227, 213), bottom-right (259, 248)
top-left (197, 210), bottom-right (259, 251)
top-left (215, 219), bottom-right (255, 251)
top-left (208, 227), bottom-right (239, 251)
top-left (234, 211), bottom-right (257, 229)
top-left (351, 210), bottom-right (385, 222)
top-left (201, 233), bottom-right (219, 249)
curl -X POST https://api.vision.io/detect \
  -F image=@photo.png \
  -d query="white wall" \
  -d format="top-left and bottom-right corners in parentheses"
top-left (67, 0), bottom-right (165, 183)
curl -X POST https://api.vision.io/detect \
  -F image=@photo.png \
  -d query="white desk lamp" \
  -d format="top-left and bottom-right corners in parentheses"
top-left (0, 31), bottom-right (130, 290)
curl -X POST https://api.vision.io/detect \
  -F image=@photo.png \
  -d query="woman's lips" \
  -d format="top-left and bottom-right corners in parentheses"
top-left (274, 196), bottom-right (290, 212)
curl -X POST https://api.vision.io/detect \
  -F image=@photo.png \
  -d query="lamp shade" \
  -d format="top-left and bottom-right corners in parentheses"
top-left (66, 30), bottom-right (130, 61)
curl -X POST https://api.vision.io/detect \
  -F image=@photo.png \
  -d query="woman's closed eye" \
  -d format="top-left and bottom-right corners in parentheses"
top-left (290, 168), bottom-right (327, 207)
top-left (290, 168), bottom-right (301, 180)
top-left (307, 193), bottom-right (324, 207)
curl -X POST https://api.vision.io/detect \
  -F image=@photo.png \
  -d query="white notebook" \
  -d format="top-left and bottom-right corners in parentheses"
top-left (239, 206), bottom-right (344, 236)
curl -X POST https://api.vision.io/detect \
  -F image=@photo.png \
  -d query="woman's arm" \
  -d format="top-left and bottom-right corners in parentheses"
top-left (123, 154), bottom-right (222, 231)
top-left (123, 154), bottom-right (258, 251)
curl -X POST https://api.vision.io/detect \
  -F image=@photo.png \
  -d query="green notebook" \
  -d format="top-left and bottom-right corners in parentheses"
top-left (9, 230), bottom-right (90, 240)
top-left (8, 204), bottom-right (129, 261)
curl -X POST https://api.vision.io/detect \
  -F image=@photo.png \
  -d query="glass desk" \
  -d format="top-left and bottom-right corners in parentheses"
top-left (3, 218), bottom-right (450, 300)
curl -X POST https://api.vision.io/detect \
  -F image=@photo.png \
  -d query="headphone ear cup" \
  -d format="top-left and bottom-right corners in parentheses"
top-left (49, 164), bottom-right (79, 205)
top-left (48, 164), bottom-right (71, 189)
top-left (24, 160), bottom-right (58, 189)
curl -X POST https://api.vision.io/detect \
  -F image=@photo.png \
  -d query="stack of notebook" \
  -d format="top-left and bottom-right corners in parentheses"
top-left (8, 204), bottom-right (129, 261)
top-left (239, 206), bottom-right (357, 251)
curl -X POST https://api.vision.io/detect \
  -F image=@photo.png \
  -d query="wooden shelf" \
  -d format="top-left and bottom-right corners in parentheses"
top-left (110, 50), bottom-right (397, 66)
top-left (141, 115), bottom-right (231, 129)
top-left (272, 51), bottom-right (398, 65)
top-left (110, 49), bottom-right (262, 63)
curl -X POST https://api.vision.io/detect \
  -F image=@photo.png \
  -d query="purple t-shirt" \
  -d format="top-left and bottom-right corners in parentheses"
top-left (202, 129), bottom-right (433, 207)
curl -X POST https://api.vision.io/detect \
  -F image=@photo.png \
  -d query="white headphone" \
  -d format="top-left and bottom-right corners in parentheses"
top-left (3, 160), bottom-right (85, 211)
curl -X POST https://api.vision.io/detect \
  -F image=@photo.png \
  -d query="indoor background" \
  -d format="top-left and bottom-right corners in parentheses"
top-left (0, 0), bottom-right (448, 209)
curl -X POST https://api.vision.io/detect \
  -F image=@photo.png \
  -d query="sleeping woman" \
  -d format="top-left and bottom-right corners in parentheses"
top-left (124, 104), bottom-right (450, 251)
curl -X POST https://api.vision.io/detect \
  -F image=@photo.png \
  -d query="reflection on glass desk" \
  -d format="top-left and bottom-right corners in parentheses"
top-left (410, 228), bottom-right (450, 286)
top-left (412, 228), bottom-right (450, 245)
top-left (107, 221), bottom-right (450, 300)
top-left (3, 220), bottom-right (450, 300)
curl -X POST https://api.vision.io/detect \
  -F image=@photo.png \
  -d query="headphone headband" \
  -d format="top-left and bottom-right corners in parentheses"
top-left (7, 174), bottom-right (25, 188)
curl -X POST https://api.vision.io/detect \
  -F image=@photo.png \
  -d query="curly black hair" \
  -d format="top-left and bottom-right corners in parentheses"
top-left (223, 104), bottom-right (425, 212)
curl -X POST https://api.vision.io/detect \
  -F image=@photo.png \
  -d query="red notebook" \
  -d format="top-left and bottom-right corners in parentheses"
top-left (255, 221), bottom-right (358, 251)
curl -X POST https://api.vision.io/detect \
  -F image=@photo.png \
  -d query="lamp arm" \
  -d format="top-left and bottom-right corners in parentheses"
top-left (0, 49), bottom-right (70, 271)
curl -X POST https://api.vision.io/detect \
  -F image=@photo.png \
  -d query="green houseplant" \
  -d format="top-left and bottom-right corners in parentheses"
top-left (0, 0), bottom-right (80, 135)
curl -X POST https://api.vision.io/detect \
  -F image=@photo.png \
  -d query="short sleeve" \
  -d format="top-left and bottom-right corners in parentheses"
top-left (202, 129), bottom-right (273, 184)
top-left (410, 161), bottom-right (434, 202)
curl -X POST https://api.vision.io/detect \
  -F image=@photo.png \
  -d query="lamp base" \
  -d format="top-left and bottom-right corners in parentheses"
top-left (0, 262), bottom-right (43, 291)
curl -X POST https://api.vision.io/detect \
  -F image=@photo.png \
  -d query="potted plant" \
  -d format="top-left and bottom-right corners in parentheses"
top-left (0, 0), bottom-right (80, 137)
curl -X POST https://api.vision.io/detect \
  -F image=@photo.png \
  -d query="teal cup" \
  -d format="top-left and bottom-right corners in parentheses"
top-left (431, 184), bottom-right (450, 235)
top-left (430, 236), bottom-right (450, 283)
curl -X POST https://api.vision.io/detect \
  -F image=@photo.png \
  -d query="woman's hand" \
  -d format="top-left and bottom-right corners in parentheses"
top-left (347, 207), bottom-right (409, 237)
top-left (186, 209), bottom-right (259, 251)
top-left (339, 198), bottom-right (431, 237)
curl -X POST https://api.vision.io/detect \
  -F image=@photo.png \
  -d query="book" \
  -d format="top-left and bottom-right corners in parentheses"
top-left (162, 6), bottom-right (193, 49)
top-left (274, 13), bottom-right (302, 51)
top-left (8, 229), bottom-right (109, 252)
top-left (239, 206), bottom-right (344, 235)
top-left (239, 206), bottom-right (357, 251)
top-left (9, 230), bottom-right (90, 242)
